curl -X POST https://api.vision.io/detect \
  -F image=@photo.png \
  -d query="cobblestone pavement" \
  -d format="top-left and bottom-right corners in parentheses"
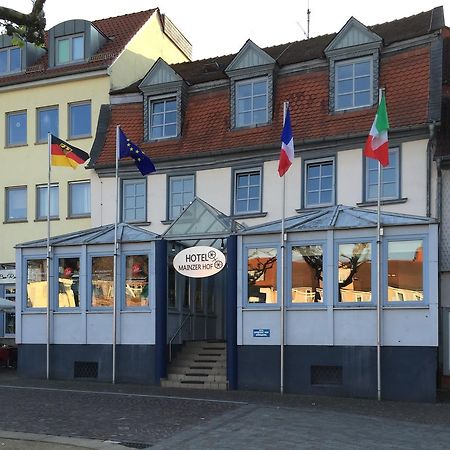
top-left (1, 370), bottom-right (450, 449)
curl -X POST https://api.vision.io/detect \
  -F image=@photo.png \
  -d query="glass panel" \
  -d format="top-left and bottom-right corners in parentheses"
top-left (382, 182), bottom-right (397, 198)
top-left (337, 94), bottom-right (352, 109)
top-left (308, 165), bottom-right (320, 178)
top-left (27, 259), bottom-right (47, 308)
top-left (253, 80), bottom-right (267, 95)
top-left (237, 83), bottom-right (252, 98)
top-left (337, 79), bottom-right (353, 94)
top-left (387, 240), bottom-right (423, 301)
top-left (72, 36), bottom-right (84, 60)
top-left (248, 199), bottom-right (259, 211)
top-left (247, 248), bottom-right (277, 304)
top-left (307, 191), bottom-right (319, 205)
top-left (238, 98), bottom-right (252, 112)
top-left (7, 187), bottom-right (27, 220)
top-left (58, 257), bottom-right (80, 307)
top-left (5, 312), bottom-right (15, 335)
top-left (172, 179), bottom-right (183, 193)
top-left (253, 95), bottom-right (267, 110)
top-left (354, 61), bottom-right (370, 76)
top-left (166, 99), bottom-right (177, 111)
top-left (10, 48), bottom-right (21, 72)
top-left (308, 177), bottom-right (320, 192)
top-left (253, 110), bottom-right (267, 124)
top-left (338, 243), bottom-right (372, 303)
top-left (152, 101), bottom-right (165, 114)
top-left (291, 245), bottom-right (323, 303)
top-left (320, 189), bottom-right (332, 204)
top-left (0, 51), bottom-right (7, 73)
top-left (164, 123), bottom-right (176, 137)
top-left (236, 199), bottom-right (246, 212)
top-left (237, 174), bottom-right (249, 187)
top-left (69, 103), bottom-right (91, 137)
top-left (336, 64), bottom-right (352, 80)
top-left (355, 76), bottom-right (370, 91)
top-left (152, 113), bottom-right (164, 126)
top-left (321, 176), bottom-right (332, 190)
top-left (91, 256), bottom-right (114, 307)
top-left (38, 108), bottom-right (58, 142)
top-left (125, 255), bottom-right (149, 307)
top-left (8, 112), bottom-right (27, 145)
top-left (70, 182), bottom-right (90, 216)
top-left (37, 185), bottom-right (59, 218)
top-left (321, 163), bottom-right (333, 177)
top-left (355, 91), bottom-right (370, 107)
top-left (165, 111), bottom-right (176, 124)
top-left (57, 39), bottom-right (70, 64)
top-left (249, 186), bottom-right (259, 198)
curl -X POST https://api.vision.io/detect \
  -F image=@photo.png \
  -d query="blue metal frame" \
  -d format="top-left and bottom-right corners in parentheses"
top-left (226, 235), bottom-right (238, 390)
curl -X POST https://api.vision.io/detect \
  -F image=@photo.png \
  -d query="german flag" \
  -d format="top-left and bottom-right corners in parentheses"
top-left (50, 135), bottom-right (90, 169)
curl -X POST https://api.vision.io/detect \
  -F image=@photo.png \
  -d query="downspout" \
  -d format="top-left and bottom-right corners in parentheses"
top-left (427, 122), bottom-right (436, 217)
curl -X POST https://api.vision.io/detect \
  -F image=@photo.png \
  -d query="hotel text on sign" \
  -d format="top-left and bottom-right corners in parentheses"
top-left (173, 246), bottom-right (226, 278)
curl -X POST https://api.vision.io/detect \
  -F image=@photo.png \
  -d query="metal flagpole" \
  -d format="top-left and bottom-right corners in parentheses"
top-left (376, 88), bottom-right (384, 401)
top-left (280, 102), bottom-right (288, 394)
top-left (112, 125), bottom-right (120, 383)
top-left (46, 132), bottom-right (51, 379)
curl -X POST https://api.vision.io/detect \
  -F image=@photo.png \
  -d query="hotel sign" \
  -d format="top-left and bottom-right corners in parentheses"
top-left (0, 269), bottom-right (15, 284)
top-left (173, 246), bottom-right (226, 278)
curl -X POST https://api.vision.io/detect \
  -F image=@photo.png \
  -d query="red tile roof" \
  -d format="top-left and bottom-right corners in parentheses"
top-left (0, 9), bottom-right (156, 88)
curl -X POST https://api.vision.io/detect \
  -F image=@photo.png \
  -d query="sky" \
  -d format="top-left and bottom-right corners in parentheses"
top-left (0, 0), bottom-right (449, 60)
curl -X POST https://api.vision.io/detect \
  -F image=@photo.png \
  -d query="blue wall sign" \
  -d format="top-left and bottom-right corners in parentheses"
top-left (253, 328), bottom-right (270, 337)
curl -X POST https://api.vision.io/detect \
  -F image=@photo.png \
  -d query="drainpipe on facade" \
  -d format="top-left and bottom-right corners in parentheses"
top-left (427, 122), bottom-right (436, 218)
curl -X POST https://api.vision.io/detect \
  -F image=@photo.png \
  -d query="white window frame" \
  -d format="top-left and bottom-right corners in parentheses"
top-left (68, 180), bottom-right (91, 218)
top-left (335, 57), bottom-right (373, 111)
top-left (233, 168), bottom-right (262, 215)
top-left (168, 174), bottom-right (195, 220)
top-left (0, 46), bottom-right (21, 75)
top-left (304, 158), bottom-right (335, 208)
top-left (36, 183), bottom-right (59, 220)
top-left (235, 77), bottom-right (268, 127)
top-left (122, 178), bottom-right (147, 223)
top-left (56, 34), bottom-right (84, 66)
top-left (149, 95), bottom-right (177, 140)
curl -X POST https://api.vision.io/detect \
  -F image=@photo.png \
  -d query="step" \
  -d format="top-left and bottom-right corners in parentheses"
top-left (167, 373), bottom-right (227, 383)
top-left (169, 366), bottom-right (226, 376)
top-left (161, 379), bottom-right (228, 390)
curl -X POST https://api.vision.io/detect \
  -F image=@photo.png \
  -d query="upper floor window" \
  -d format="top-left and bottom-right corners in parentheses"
top-left (37, 107), bottom-right (58, 143)
top-left (236, 78), bottom-right (268, 127)
top-left (304, 159), bottom-right (335, 208)
top-left (234, 169), bottom-right (262, 215)
top-left (36, 184), bottom-right (59, 220)
top-left (122, 179), bottom-right (146, 223)
top-left (6, 111), bottom-right (27, 146)
top-left (0, 46), bottom-right (21, 75)
top-left (150, 97), bottom-right (177, 139)
top-left (5, 186), bottom-right (27, 222)
top-left (69, 101), bottom-right (91, 138)
top-left (68, 181), bottom-right (90, 218)
top-left (365, 148), bottom-right (400, 202)
top-left (335, 58), bottom-right (372, 110)
top-left (56, 34), bottom-right (84, 65)
top-left (168, 175), bottom-right (194, 220)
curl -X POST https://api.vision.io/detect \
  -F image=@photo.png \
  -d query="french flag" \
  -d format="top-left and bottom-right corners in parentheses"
top-left (278, 106), bottom-right (294, 177)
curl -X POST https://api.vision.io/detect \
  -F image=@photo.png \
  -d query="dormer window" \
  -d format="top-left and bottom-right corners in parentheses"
top-left (150, 96), bottom-right (177, 139)
top-left (335, 57), bottom-right (372, 110)
top-left (236, 77), bottom-right (268, 127)
top-left (0, 46), bottom-right (21, 75)
top-left (56, 34), bottom-right (84, 65)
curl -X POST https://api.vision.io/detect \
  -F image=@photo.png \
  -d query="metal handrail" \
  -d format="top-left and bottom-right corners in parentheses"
top-left (169, 312), bottom-right (192, 362)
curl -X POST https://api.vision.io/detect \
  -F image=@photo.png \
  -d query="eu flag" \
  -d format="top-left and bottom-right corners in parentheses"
top-left (118, 127), bottom-right (156, 176)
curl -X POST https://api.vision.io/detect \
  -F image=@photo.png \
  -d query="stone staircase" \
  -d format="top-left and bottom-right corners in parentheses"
top-left (161, 340), bottom-right (227, 390)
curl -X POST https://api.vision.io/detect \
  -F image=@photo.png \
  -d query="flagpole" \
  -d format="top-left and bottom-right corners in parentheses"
top-left (280, 102), bottom-right (288, 395)
top-left (46, 132), bottom-right (51, 380)
top-left (376, 88), bottom-right (384, 401)
top-left (112, 126), bottom-right (120, 384)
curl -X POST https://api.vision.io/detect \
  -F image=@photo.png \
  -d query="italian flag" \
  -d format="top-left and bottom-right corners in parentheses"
top-left (364, 92), bottom-right (390, 167)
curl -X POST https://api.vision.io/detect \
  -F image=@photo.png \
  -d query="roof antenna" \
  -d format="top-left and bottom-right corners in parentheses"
top-left (296, 0), bottom-right (311, 39)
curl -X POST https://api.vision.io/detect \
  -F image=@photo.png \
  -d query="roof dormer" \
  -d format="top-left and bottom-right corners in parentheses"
top-left (325, 17), bottom-right (382, 112)
top-left (48, 20), bottom-right (108, 67)
top-left (225, 40), bottom-right (276, 129)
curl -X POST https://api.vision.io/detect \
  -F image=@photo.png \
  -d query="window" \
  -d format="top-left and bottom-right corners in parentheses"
top-left (236, 78), bottom-right (268, 127)
top-left (0, 46), bottom-right (21, 75)
top-left (56, 34), bottom-right (84, 65)
top-left (3, 285), bottom-right (15, 336)
top-left (387, 240), bottom-right (423, 302)
top-left (337, 242), bottom-right (372, 303)
top-left (36, 184), bottom-right (59, 220)
top-left (91, 256), bottom-right (114, 308)
top-left (335, 58), bottom-right (372, 110)
top-left (6, 111), bottom-right (27, 146)
top-left (58, 257), bottom-right (80, 308)
top-left (69, 181), bottom-right (90, 217)
top-left (169, 175), bottom-right (194, 220)
top-left (69, 102), bottom-right (91, 138)
top-left (122, 179), bottom-right (146, 223)
top-left (26, 259), bottom-right (47, 308)
top-left (125, 255), bottom-right (149, 307)
top-left (5, 186), bottom-right (27, 222)
top-left (234, 169), bottom-right (262, 215)
top-left (291, 245), bottom-right (324, 304)
top-left (305, 159), bottom-right (334, 207)
top-left (366, 148), bottom-right (400, 201)
top-left (247, 247), bottom-right (277, 304)
top-left (150, 97), bottom-right (177, 139)
top-left (37, 107), bottom-right (58, 143)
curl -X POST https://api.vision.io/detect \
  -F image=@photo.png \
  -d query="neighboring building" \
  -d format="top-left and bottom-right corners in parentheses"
top-left (16, 7), bottom-right (446, 401)
top-left (0, 8), bottom-right (191, 337)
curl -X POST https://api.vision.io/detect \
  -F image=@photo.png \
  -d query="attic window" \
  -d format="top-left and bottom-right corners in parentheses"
top-left (56, 34), bottom-right (84, 65)
top-left (0, 46), bottom-right (21, 75)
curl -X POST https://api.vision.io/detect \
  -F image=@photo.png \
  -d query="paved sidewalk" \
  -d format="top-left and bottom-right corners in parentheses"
top-left (1, 371), bottom-right (450, 449)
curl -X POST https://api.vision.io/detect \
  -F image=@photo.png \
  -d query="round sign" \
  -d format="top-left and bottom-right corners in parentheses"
top-left (173, 246), bottom-right (226, 278)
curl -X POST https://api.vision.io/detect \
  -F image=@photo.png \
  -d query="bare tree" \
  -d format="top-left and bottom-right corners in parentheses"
top-left (0, 0), bottom-right (46, 46)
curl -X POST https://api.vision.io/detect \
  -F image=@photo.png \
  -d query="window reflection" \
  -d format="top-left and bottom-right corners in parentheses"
top-left (291, 245), bottom-right (323, 303)
top-left (125, 255), bottom-right (149, 307)
top-left (27, 259), bottom-right (47, 308)
top-left (91, 256), bottom-right (114, 307)
top-left (388, 240), bottom-right (423, 301)
top-left (247, 247), bottom-right (277, 304)
top-left (338, 243), bottom-right (371, 302)
top-left (58, 257), bottom-right (80, 307)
